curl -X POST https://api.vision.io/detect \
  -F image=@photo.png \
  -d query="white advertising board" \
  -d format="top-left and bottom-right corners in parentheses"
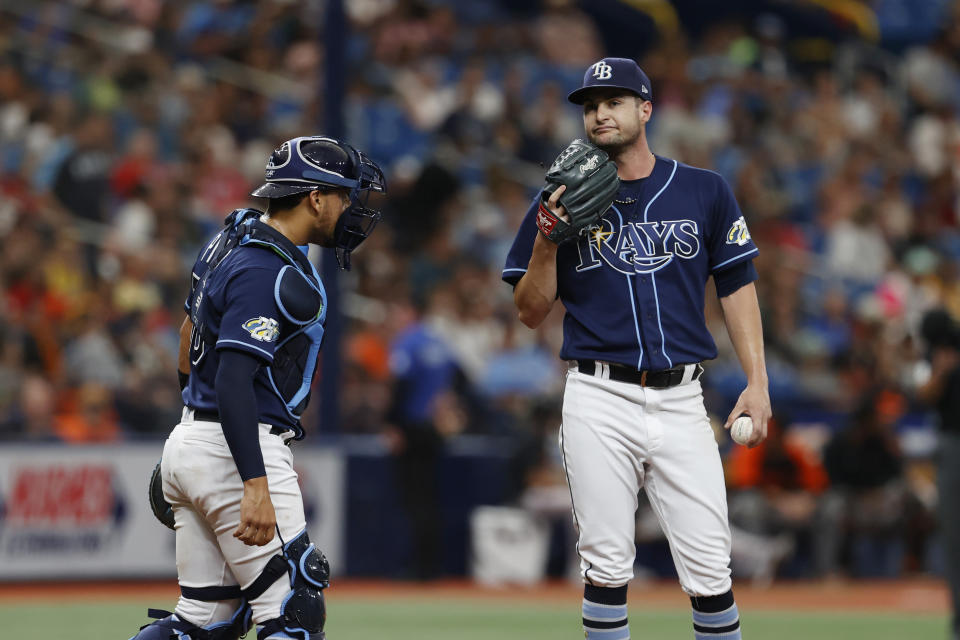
top-left (0, 444), bottom-right (344, 580)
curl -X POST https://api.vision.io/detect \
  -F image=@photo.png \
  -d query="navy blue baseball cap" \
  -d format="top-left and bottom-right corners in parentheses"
top-left (567, 58), bottom-right (653, 105)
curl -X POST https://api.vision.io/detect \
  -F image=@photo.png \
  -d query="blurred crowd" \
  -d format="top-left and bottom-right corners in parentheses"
top-left (1, 0), bottom-right (960, 581)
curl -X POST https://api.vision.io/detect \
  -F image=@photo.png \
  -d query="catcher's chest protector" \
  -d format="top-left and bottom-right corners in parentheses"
top-left (190, 209), bottom-right (327, 429)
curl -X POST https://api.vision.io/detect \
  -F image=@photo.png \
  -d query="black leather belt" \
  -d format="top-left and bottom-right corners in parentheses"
top-left (576, 360), bottom-right (703, 388)
top-left (192, 409), bottom-right (289, 438)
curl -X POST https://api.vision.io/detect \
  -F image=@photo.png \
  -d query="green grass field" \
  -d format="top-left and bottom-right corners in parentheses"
top-left (0, 597), bottom-right (949, 640)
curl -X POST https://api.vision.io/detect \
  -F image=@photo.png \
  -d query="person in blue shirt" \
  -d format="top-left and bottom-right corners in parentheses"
top-left (132, 136), bottom-right (385, 640)
top-left (386, 295), bottom-right (470, 579)
top-left (503, 58), bottom-right (772, 640)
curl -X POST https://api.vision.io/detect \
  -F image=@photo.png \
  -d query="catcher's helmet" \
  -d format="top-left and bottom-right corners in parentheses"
top-left (251, 136), bottom-right (387, 270)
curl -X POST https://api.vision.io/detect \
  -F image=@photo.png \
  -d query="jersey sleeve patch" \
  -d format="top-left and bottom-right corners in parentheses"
top-left (242, 316), bottom-right (280, 342)
top-left (708, 174), bottom-right (759, 271)
top-left (725, 216), bottom-right (752, 246)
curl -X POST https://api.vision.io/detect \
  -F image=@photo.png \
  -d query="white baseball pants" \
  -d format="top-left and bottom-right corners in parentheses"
top-left (560, 368), bottom-right (732, 596)
top-left (161, 408), bottom-right (306, 626)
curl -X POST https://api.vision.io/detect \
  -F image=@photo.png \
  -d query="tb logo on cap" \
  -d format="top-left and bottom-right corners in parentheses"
top-left (591, 61), bottom-right (612, 80)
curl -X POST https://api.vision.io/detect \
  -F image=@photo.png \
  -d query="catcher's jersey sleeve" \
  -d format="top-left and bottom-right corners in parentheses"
top-left (502, 194), bottom-right (542, 287)
top-left (706, 173), bottom-right (758, 272)
top-left (215, 267), bottom-right (282, 363)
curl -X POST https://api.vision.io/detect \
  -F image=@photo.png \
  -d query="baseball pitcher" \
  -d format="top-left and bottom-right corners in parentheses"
top-left (503, 58), bottom-right (772, 640)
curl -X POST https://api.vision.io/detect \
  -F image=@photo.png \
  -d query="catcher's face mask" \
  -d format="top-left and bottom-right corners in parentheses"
top-left (332, 149), bottom-right (386, 271)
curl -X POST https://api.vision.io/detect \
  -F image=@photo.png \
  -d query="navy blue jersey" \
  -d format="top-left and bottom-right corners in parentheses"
top-left (503, 156), bottom-right (758, 371)
top-left (182, 228), bottom-right (323, 432)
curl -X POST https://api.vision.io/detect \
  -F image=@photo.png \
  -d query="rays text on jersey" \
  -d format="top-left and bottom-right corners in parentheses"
top-left (576, 218), bottom-right (700, 274)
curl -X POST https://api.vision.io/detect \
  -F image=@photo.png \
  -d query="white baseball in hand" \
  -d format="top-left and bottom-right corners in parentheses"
top-left (730, 416), bottom-right (754, 446)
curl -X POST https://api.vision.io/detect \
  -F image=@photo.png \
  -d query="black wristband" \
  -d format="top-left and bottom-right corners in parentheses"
top-left (178, 370), bottom-right (189, 391)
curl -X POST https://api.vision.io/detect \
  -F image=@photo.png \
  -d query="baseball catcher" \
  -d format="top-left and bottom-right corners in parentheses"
top-left (130, 135), bottom-right (385, 640)
top-left (535, 139), bottom-right (620, 244)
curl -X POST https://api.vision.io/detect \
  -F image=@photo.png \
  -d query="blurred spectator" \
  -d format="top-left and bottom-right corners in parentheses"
top-left (51, 113), bottom-right (114, 222)
top-left (62, 310), bottom-right (126, 389)
top-left (508, 400), bottom-right (576, 579)
top-left (54, 382), bottom-right (121, 443)
top-left (2, 374), bottom-right (62, 442)
top-left (385, 295), bottom-right (472, 580)
top-left (427, 264), bottom-right (505, 385)
top-left (824, 204), bottom-right (891, 286)
top-left (535, 1), bottom-right (603, 67)
top-left (726, 417), bottom-right (829, 577)
top-left (479, 320), bottom-right (559, 399)
top-left (820, 388), bottom-right (921, 577)
top-left (916, 308), bottom-right (960, 639)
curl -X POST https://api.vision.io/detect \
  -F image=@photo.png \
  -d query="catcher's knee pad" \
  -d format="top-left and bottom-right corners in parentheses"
top-left (128, 603), bottom-right (252, 640)
top-left (255, 529), bottom-right (330, 640)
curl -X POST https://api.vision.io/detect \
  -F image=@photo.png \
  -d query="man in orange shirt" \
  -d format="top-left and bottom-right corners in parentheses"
top-left (54, 383), bottom-right (120, 443)
top-left (726, 417), bottom-right (829, 577)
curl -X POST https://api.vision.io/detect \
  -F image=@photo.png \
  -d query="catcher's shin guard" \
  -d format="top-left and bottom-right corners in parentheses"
top-left (256, 619), bottom-right (325, 640)
top-left (128, 602), bottom-right (252, 640)
top-left (256, 529), bottom-right (330, 640)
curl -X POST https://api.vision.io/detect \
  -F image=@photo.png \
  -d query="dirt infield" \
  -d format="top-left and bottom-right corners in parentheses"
top-left (0, 578), bottom-right (948, 613)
